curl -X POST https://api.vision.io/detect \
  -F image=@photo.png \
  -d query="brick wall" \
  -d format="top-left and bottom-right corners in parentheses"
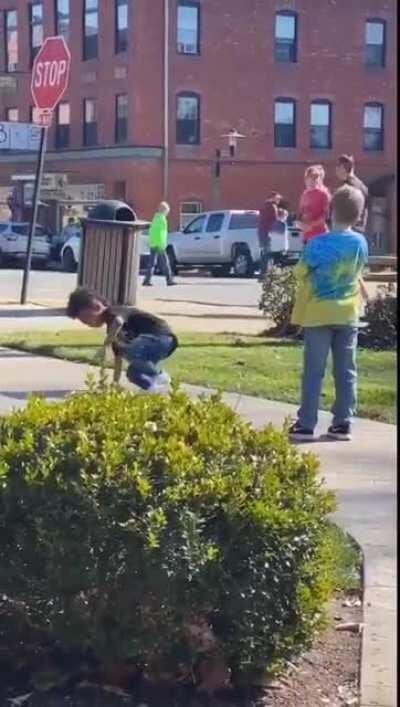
top-left (0, 0), bottom-right (396, 249)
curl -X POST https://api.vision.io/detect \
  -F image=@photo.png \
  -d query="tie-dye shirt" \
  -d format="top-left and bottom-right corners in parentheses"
top-left (291, 230), bottom-right (368, 327)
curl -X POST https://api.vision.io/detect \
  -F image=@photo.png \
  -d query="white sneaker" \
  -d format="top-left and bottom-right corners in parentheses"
top-left (147, 372), bottom-right (172, 395)
top-left (157, 371), bottom-right (171, 386)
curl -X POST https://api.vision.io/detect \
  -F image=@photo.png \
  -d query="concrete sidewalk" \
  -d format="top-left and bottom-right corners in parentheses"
top-left (0, 348), bottom-right (396, 707)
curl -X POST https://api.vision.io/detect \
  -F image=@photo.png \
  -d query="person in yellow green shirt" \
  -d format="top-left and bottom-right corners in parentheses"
top-left (289, 185), bottom-right (368, 442)
top-left (143, 201), bottom-right (175, 287)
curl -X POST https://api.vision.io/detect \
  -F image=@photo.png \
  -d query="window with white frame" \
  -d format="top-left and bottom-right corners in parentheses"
top-left (310, 101), bottom-right (332, 149)
top-left (177, 1), bottom-right (200, 55)
top-left (363, 103), bottom-right (384, 151)
top-left (180, 201), bottom-right (202, 229)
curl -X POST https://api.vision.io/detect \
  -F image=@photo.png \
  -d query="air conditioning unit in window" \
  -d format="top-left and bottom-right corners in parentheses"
top-left (178, 42), bottom-right (197, 54)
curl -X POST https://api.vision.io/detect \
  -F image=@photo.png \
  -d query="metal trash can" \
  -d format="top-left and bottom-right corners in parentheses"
top-left (78, 200), bottom-right (149, 306)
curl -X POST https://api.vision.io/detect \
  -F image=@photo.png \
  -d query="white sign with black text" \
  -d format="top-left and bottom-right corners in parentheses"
top-left (0, 122), bottom-right (42, 151)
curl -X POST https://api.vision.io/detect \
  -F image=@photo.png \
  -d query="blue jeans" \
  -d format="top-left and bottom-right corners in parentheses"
top-left (259, 246), bottom-right (273, 278)
top-left (124, 334), bottom-right (176, 390)
top-left (143, 248), bottom-right (173, 285)
top-left (298, 326), bottom-right (358, 431)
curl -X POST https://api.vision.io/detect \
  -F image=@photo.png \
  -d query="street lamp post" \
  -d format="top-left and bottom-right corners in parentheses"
top-left (212, 128), bottom-right (246, 209)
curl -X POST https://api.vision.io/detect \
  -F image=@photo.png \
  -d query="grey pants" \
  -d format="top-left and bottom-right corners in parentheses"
top-left (143, 248), bottom-right (173, 285)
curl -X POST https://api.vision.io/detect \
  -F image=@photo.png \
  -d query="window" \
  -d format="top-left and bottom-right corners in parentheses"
top-left (363, 103), bottom-right (384, 151)
top-left (56, 102), bottom-right (70, 148)
top-left (83, 99), bottom-right (97, 146)
top-left (274, 99), bottom-right (296, 147)
top-left (56, 0), bottom-right (70, 42)
top-left (275, 11), bottom-right (297, 63)
top-left (13, 224), bottom-right (29, 235)
top-left (4, 10), bottom-right (18, 72)
top-left (229, 212), bottom-right (259, 230)
top-left (180, 201), bottom-right (202, 228)
top-left (176, 93), bottom-right (200, 145)
top-left (310, 101), bottom-right (332, 149)
top-left (30, 106), bottom-right (41, 123)
top-left (83, 0), bottom-right (98, 60)
top-left (206, 213), bottom-right (224, 232)
top-left (116, 0), bottom-right (128, 53)
top-left (365, 20), bottom-right (386, 67)
top-left (177, 1), bottom-right (200, 54)
top-left (6, 108), bottom-right (18, 122)
top-left (184, 215), bottom-right (206, 233)
top-left (115, 94), bottom-right (128, 143)
top-left (29, 2), bottom-right (43, 66)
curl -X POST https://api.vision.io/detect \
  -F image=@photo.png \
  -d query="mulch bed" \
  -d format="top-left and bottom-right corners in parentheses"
top-left (2, 593), bottom-right (361, 707)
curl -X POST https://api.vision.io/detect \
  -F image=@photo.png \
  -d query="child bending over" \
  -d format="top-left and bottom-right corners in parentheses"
top-left (66, 288), bottom-right (178, 392)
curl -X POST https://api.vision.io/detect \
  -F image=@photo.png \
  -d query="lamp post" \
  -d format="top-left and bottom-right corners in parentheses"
top-left (212, 128), bottom-right (246, 208)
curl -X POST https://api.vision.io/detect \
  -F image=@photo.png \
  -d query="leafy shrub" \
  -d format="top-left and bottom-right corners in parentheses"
top-left (0, 385), bottom-right (336, 683)
top-left (360, 283), bottom-right (397, 350)
top-left (259, 265), bottom-right (296, 333)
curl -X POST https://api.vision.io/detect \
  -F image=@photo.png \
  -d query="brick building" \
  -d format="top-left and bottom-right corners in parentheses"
top-left (0, 0), bottom-right (396, 252)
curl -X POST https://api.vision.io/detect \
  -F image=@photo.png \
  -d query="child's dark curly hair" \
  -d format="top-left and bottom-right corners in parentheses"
top-left (66, 288), bottom-right (109, 319)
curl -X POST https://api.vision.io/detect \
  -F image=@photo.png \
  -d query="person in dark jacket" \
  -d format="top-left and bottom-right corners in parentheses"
top-left (66, 288), bottom-right (178, 392)
top-left (258, 191), bottom-right (282, 280)
top-left (336, 155), bottom-right (369, 232)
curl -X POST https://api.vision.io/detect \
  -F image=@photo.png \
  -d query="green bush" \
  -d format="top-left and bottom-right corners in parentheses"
top-left (259, 265), bottom-right (296, 333)
top-left (360, 283), bottom-right (397, 350)
top-left (0, 384), bottom-right (336, 682)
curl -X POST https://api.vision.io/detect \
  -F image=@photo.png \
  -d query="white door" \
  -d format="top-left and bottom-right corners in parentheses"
top-left (288, 227), bottom-right (303, 254)
top-left (198, 212), bottom-right (226, 262)
top-left (178, 214), bottom-right (207, 262)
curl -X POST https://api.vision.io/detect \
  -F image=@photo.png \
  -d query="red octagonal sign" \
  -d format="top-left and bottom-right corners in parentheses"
top-left (31, 36), bottom-right (71, 112)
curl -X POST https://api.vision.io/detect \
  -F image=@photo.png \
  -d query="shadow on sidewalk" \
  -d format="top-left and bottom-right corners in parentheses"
top-left (154, 298), bottom-right (257, 309)
top-left (0, 349), bottom-right (33, 358)
top-left (0, 308), bottom-right (66, 318)
top-left (159, 310), bottom-right (263, 321)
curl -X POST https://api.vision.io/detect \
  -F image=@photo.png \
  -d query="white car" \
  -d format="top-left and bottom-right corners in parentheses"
top-left (61, 229), bottom-right (151, 272)
top-left (166, 210), bottom-right (303, 277)
top-left (0, 221), bottom-right (50, 267)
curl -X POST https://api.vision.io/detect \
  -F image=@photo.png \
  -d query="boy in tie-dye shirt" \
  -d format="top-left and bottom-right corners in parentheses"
top-left (290, 186), bottom-right (368, 441)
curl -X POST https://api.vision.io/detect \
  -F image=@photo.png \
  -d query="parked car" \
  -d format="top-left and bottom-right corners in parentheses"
top-left (166, 210), bottom-right (303, 277)
top-left (60, 229), bottom-right (151, 273)
top-left (0, 221), bottom-right (51, 267)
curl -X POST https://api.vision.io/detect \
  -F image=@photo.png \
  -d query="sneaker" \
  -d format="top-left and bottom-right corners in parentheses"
top-left (157, 371), bottom-right (171, 386)
top-left (147, 372), bottom-right (172, 395)
top-left (288, 421), bottom-right (315, 441)
top-left (167, 281), bottom-right (177, 286)
top-left (142, 281), bottom-right (153, 287)
top-left (327, 424), bottom-right (352, 441)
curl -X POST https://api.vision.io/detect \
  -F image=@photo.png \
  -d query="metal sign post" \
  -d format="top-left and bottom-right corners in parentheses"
top-left (19, 35), bottom-right (71, 304)
top-left (20, 126), bottom-right (47, 304)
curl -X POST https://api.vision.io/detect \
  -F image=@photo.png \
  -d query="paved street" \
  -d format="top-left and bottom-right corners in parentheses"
top-left (0, 268), bottom-right (266, 334)
top-left (0, 268), bottom-right (381, 335)
top-left (0, 347), bottom-right (396, 707)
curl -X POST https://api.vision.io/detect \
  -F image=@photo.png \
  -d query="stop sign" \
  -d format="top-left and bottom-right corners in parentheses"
top-left (31, 36), bottom-right (71, 112)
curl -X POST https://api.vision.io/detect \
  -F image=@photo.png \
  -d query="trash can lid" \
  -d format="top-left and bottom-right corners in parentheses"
top-left (86, 200), bottom-right (149, 228)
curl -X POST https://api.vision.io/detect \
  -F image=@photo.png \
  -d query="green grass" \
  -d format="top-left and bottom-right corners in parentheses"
top-left (0, 330), bottom-right (396, 423)
top-left (324, 524), bottom-right (362, 594)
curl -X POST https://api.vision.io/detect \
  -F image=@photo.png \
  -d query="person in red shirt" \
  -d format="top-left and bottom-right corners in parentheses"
top-left (298, 165), bottom-right (331, 243)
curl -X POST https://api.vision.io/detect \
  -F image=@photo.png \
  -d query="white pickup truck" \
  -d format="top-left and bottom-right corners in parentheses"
top-left (166, 210), bottom-right (303, 277)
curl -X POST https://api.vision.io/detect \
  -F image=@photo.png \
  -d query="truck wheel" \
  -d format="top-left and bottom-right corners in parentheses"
top-left (210, 265), bottom-right (231, 277)
top-left (167, 247), bottom-right (178, 275)
top-left (233, 248), bottom-right (254, 278)
top-left (62, 248), bottom-right (77, 273)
